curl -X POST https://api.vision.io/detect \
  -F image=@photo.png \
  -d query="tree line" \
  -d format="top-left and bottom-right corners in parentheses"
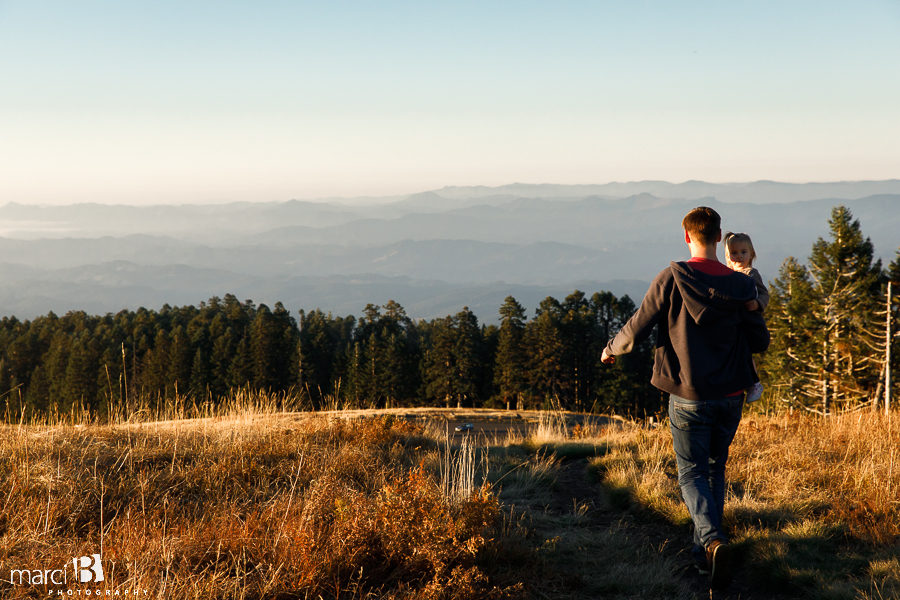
top-left (1, 205), bottom-right (895, 421)
top-left (0, 291), bottom-right (657, 421)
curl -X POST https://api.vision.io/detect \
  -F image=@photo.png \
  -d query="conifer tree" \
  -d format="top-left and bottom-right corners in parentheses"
top-left (765, 207), bottom-right (885, 412)
top-left (378, 301), bottom-right (417, 407)
top-left (250, 304), bottom-right (280, 390)
top-left (143, 329), bottom-right (172, 399)
top-left (350, 304), bottom-right (381, 405)
top-left (889, 248), bottom-right (900, 284)
top-left (347, 301), bottom-right (419, 407)
top-left (44, 331), bottom-right (72, 409)
top-left (228, 331), bottom-right (254, 390)
top-left (24, 364), bottom-right (50, 414)
top-left (524, 297), bottom-right (566, 408)
top-left (495, 296), bottom-right (527, 409)
top-left (210, 327), bottom-right (236, 399)
top-left (481, 323), bottom-right (499, 402)
top-left (62, 332), bottom-right (100, 412)
top-left (272, 302), bottom-right (300, 392)
top-left (189, 347), bottom-right (210, 400)
top-left (561, 291), bottom-right (594, 411)
top-left (452, 307), bottom-right (483, 407)
top-left (168, 325), bottom-right (193, 397)
top-left (805, 206), bottom-right (884, 411)
top-left (760, 257), bottom-right (819, 408)
top-left (424, 316), bottom-right (456, 407)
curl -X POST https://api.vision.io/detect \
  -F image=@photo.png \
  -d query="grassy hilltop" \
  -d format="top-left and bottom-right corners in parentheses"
top-left (1, 399), bottom-right (898, 599)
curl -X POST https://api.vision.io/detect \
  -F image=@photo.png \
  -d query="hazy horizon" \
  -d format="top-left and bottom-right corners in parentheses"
top-left (2, 178), bottom-right (899, 208)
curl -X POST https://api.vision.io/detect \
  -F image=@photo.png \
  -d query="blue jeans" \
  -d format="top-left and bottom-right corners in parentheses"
top-left (668, 393), bottom-right (743, 552)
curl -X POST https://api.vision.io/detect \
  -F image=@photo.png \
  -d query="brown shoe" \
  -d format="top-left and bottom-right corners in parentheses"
top-left (706, 539), bottom-right (732, 589)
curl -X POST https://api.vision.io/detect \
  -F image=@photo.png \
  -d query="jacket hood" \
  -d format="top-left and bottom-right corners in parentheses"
top-left (669, 261), bottom-right (756, 326)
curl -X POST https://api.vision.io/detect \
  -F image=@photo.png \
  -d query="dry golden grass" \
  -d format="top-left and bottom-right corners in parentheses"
top-left (587, 411), bottom-right (900, 599)
top-left (732, 412), bottom-right (899, 543)
top-left (0, 409), bottom-right (519, 599)
top-left (4, 398), bottom-right (899, 599)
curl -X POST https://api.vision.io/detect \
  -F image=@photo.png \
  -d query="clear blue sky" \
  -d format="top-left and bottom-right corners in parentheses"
top-left (1, 1), bottom-right (898, 204)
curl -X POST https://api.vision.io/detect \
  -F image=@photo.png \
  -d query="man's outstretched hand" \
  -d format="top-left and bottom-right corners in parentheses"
top-left (600, 349), bottom-right (616, 364)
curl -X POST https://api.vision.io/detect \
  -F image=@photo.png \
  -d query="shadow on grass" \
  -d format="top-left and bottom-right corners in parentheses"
top-left (481, 456), bottom-right (700, 599)
top-left (440, 415), bottom-right (898, 599)
top-left (586, 440), bottom-right (899, 600)
top-left (478, 437), bottom-right (701, 600)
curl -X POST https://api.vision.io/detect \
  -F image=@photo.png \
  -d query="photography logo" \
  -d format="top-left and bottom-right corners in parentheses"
top-left (73, 554), bottom-right (104, 583)
top-left (8, 552), bottom-right (149, 595)
top-left (8, 553), bottom-right (105, 586)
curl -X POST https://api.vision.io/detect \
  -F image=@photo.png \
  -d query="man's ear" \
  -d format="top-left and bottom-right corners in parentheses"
top-left (684, 229), bottom-right (691, 244)
top-left (715, 229), bottom-right (722, 243)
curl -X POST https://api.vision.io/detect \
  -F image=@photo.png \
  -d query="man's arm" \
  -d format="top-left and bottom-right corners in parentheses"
top-left (602, 271), bottom-right (668, 363)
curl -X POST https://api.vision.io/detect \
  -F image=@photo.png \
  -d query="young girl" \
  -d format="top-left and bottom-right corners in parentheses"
top-left (724, 232), bottom-right (768, 402)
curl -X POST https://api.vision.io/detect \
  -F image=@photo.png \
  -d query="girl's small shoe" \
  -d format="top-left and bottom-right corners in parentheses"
top-left (746, 381), bottom-right (763, 403)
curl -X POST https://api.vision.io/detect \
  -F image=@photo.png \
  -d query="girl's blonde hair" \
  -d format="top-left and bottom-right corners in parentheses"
top-left (723, 231), bottom-right (757, 266)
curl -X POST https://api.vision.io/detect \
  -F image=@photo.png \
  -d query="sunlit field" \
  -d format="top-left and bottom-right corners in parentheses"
top-left (1, 395), bottom-right (898, 599)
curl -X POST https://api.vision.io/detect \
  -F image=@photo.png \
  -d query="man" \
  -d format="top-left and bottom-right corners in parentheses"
top-left (600, 206), bottom-right (769, 589)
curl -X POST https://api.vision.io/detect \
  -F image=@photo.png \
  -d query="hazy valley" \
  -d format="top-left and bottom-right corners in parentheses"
top-left (1, 180), bottom-right (898, 322)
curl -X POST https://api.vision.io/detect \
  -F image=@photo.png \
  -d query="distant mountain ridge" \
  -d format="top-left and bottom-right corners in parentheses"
top-left (0, 180), bottom-right (897, 322)
top-left (428, 180), bottom-right (900, 204)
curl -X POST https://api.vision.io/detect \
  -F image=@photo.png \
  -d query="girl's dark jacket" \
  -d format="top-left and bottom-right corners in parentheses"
top-left (604, 260), bottom-right (770, 401)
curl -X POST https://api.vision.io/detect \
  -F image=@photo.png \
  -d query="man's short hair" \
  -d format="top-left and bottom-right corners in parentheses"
top-left (682, 206), bottom-right (721, 245)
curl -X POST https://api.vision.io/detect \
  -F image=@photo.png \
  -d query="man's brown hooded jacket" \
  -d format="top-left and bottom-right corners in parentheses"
top-left (605, 260), bottom-right (770, 401)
